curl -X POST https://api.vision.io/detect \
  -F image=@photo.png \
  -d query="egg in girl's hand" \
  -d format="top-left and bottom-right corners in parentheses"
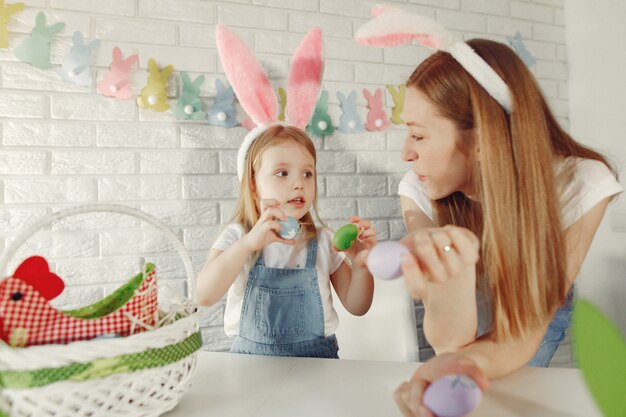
top-left (333, 223), bottom-right (359, 250)
top-left (423, 374), bottom-right (482, 417)
top-left (277, 216), bottom-right (300, 240)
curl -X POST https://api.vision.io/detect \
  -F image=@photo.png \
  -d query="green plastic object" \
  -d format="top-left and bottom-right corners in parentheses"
top-left (571, 299), bottom-right (626, 417)
top-left (333, 223), bottom-right (358, 250)
top-left (64, 263), bottom-right (155, 319)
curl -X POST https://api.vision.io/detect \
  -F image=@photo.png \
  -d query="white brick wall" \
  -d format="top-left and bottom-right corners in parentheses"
top-left (0, 0), bottom-right (569, 359)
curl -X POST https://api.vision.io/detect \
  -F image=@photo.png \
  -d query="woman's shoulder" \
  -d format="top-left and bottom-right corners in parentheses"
top-left (397, 169), bottom-right (433, 220)
top-left (559, 157), bottom-right (623, 228)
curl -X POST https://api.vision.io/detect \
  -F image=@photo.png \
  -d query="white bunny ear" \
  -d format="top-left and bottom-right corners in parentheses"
top-left (355, 4), bottom-right (513, 113)
top-left (355, 4), bottom-right (454, 51)
top-left (286, 27), bottom-right (323, 128)
top-left (216, 25), bottom-right (277, 126)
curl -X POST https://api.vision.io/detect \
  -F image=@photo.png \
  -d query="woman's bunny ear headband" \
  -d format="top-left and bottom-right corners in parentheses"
top-left (355, 5), bottom-right (513, 113)
top-left (215, 25), bottom-right (324, 181)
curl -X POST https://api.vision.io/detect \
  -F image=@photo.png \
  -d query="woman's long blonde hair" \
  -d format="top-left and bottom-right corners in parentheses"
top-left (408, 39), bottom-right (616, 340)
top-left (230, 125), bottom-right (325, 258)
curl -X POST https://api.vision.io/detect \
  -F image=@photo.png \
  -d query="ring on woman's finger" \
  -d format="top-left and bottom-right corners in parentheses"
top-left (442, 244), bottom-right (453, 253)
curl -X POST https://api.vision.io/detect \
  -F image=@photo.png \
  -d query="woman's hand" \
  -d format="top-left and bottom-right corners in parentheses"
top-left (242, 199), bottom-right (294, 252)
top-left (340, 216), bottom-right (377, 267)
top-left (399, 225), bottom-right (479, 299)
top-left (395, 353), bottom-right (489, 417)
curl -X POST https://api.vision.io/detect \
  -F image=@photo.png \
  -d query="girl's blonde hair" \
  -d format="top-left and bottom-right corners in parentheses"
top-left (408, 39), bottom-right (616, 340)
top-left (230, 125), bottom-right (325, 256)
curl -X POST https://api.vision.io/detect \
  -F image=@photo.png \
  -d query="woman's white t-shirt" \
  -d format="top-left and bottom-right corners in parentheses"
top-left (212, 224), bottom-right (346, 337)
top-left (398, 157), bottom-right (623, 337)
top-left (398, 157), bottom-right (623, 228)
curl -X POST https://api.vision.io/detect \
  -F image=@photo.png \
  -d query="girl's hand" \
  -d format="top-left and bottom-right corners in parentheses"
top-left (395, 353), bottom-right (489, 417)
top-left (340, 216), bottom-right (377, 268)
top-left (243, 199), bottom-right (294, 252)
top-left (399, 226), bottom-right (479, 299)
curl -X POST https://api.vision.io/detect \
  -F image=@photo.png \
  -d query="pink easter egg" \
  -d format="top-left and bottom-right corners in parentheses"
top-left (423, 374), bottom-right (482, 417)
top-left (366, 241), bottom-right (409, 280)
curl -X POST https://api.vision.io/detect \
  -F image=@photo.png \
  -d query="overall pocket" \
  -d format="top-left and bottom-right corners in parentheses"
top-left (255, 286), bottom-right (305, 339)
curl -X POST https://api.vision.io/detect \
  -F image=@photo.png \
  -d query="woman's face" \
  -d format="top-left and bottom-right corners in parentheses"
top-left (401, 86), bottom-right (477, 200)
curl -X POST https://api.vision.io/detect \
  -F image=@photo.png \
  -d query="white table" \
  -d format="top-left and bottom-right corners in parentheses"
top-left (163, 352), bottom-right (602, 417)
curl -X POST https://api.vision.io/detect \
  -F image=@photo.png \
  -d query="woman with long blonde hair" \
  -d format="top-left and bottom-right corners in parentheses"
top-left (356, 7), bottom-right (622, 416)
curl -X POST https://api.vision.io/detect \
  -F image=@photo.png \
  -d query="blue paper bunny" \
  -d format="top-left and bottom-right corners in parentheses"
top-left (57, 31), bottom-right (101, 86)
top-left (207, 79), bottom-right (238, 128)
top-left (173, 71), bottom-right (207, 120)
top-left (14, 12), bottom-right (65, 69)
top-left (337, 91), bottom-right (364, 134)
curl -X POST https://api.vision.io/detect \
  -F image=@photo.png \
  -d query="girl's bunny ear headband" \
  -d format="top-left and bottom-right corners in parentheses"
top-left (215, 25), bottom-right (324, 181)
top-left (355, 5), bottom-right (513, 113)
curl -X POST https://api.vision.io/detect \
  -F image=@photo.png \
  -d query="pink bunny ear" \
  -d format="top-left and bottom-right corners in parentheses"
top-left (355, 4), bottom-right (453, 50)
top-left (286, 27), bottom-right (323, 128)
top-left (216, 25), bottom-right (277, 126)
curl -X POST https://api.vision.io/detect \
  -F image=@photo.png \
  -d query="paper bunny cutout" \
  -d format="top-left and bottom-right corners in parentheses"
top-left (507, 31), bottom-right (536, 68)
top-left (215, 25), bottom-right (324, 180)
top-left (172, 71), bottom-right (207, 120)
top-left (207, 79), bottom-right (237, 128)
top-left (387, 84), bottom-right (405, 125)
top-left (337, 91), bottom-right (363, 134)
top-left (307, 90), bottom-right (334, 138)
top-left (97, 47), bottom-right (139, 99)
top-left (277, 87), bottom-right (287, 121)
top-left (137, 58), bottom-right (174, 112)
top-left (363, 88), bottom-right (390, 131)
top-left (14, 12), bottom-right (65, 69)
top-left (0, 0), bottom-right (24, 49)
top-left (57, 31), bottom-right (101, 86)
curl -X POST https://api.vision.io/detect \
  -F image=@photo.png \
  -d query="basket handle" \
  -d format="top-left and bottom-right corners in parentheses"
top-left (0, 204), bottom-right (196, 299)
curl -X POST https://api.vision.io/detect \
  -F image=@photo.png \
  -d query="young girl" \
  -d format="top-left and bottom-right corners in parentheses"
top-left (356, 7), bottom-right (622, 416)
top-left (196, 26), bottom-right (376, 358)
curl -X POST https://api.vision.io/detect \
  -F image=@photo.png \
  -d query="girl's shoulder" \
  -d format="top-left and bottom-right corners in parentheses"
top-left (212, 223), bottom-right (246, 250)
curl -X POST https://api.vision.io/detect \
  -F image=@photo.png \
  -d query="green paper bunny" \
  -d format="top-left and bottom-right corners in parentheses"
top-left (14, 12), bottom-right (65, 69)
top-left (306, 90), bottom-right (334, 138)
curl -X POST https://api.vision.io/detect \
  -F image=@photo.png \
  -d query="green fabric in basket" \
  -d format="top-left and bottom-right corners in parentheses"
top-left (63, 263), bottom-right (155, 319)
top-left (0, 331), bottom-right (201, 389)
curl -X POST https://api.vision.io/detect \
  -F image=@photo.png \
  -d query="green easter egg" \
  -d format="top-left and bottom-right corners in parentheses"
top-left (333, 224), bottom-right (358, 250)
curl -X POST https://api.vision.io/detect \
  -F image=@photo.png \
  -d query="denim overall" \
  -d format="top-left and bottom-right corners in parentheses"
top-left (477, 283), bottom-right (575, 367)
top-left (230, 237), bottom-right (339, 358)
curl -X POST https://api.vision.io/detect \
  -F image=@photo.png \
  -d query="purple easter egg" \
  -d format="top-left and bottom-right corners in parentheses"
top-left (423, 374), bottom-right (482, 417)
top-left (366, 241), bottom-right (409, 280)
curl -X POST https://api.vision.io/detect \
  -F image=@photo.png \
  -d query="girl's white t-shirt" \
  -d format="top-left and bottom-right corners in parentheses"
top-left (212, 225), bottom-right (346, 337)
top-left (398, 157), bottom-right (623, 228)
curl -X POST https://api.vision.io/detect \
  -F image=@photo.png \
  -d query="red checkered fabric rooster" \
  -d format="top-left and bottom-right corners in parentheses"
top-left (0, 256), bottom-right (157, 347)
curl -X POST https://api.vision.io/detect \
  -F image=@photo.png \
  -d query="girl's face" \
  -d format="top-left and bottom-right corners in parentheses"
top-left (401, 86), bottom-right (477, 200)
top-left (254, 140), bottom-right (316, 220)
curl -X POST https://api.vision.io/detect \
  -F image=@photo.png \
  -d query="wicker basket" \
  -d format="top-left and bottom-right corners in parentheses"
top-left (0, 204), bottom-right (201, 417)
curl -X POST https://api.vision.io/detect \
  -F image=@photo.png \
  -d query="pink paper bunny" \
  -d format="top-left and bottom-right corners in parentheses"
top-left (363, 88), bottom-right (390, 131)
top-left (97, 47), bottom-right (138, 100)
